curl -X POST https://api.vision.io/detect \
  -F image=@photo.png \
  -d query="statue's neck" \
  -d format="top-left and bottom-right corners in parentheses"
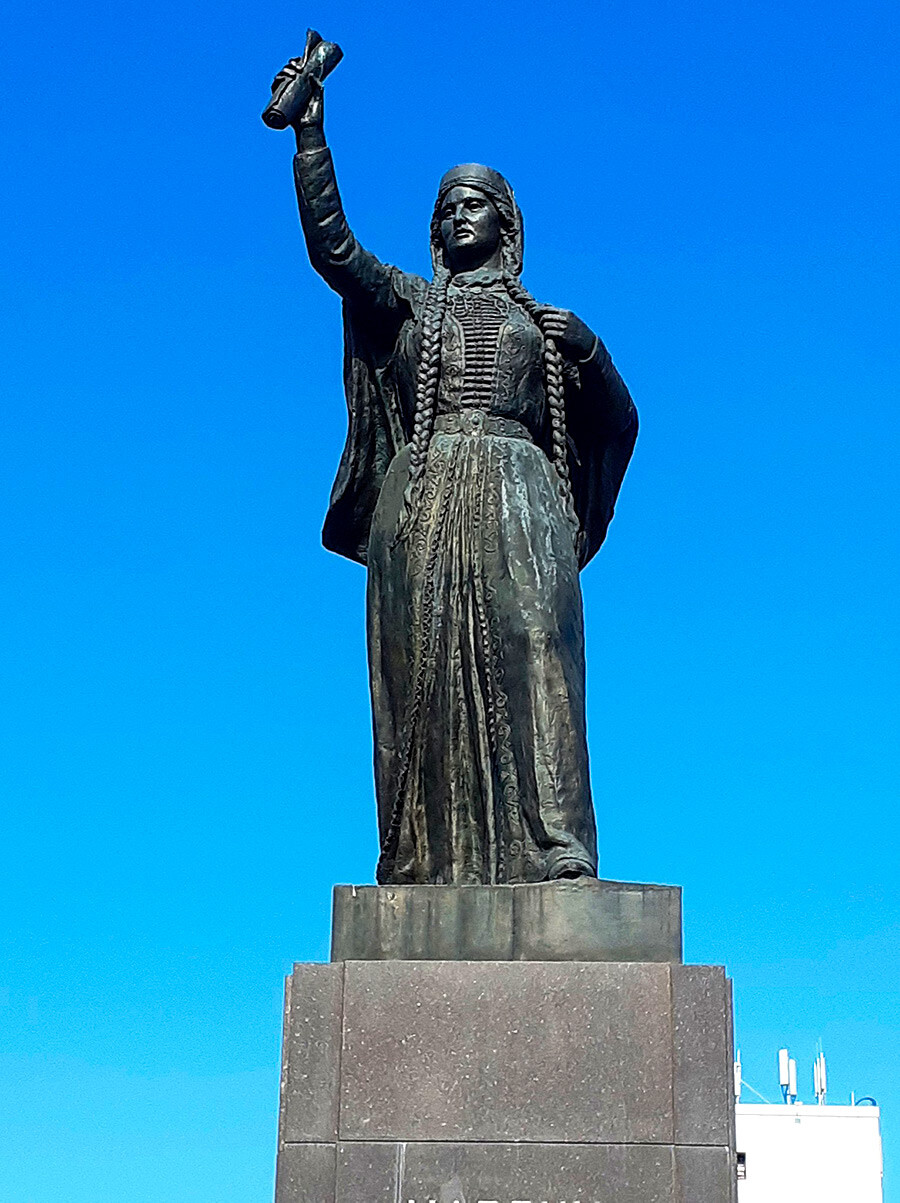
top-left (450, 266), bottom-right (505, 289)
top-left (448, 246), bottom-right (504, 276)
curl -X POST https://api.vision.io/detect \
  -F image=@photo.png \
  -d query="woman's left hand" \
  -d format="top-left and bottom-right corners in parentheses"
top-left (537, 307), bottom-right (597, 362)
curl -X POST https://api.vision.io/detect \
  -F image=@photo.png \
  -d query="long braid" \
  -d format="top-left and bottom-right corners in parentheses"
top-left (396, 266), bottom-right (450, 539)
top-left (502, 268), bottom-right (580, 542)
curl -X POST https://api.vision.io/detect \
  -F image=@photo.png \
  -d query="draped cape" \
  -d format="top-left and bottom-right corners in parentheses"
top-left (321, 270), bottom-right (637, 570)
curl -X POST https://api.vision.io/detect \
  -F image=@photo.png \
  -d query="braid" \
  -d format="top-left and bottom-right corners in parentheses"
top-left (396, 267), bottom-right (450, 539)
top-left (502, 268), bottom-right (580, 542)
top-left (409, 267), bottom-right (450, 480)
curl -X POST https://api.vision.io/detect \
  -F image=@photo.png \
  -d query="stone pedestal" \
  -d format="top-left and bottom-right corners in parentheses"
top-left (275, 882), bottom-right (736, 1203)
top-left (332, 878), bottom-right (682, 963)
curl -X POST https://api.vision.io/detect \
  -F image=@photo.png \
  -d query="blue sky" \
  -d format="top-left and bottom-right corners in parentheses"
top-left (1, 0), bottom-right (898, 1198)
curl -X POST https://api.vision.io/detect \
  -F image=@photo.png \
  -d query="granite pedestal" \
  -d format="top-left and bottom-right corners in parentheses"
top-left (275, 882), bottom-right (736, 1203)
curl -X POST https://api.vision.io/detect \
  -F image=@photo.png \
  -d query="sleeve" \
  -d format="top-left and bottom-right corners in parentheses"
top-left (293, 148), bottom-right (405, 327)
top-left (564, 337), bottom-right (639, 568)
top-left (577, 336), bottom-right (637, 434)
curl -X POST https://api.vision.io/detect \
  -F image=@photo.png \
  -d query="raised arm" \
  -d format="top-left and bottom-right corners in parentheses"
top-left (281, 74), bottom-right (403, 322)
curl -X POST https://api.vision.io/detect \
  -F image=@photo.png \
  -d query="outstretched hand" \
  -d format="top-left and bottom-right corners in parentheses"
top-left (537, 307), bottom-right (597, 362)
top-left (271, 57), bottom-right (305, 90)
top-left (270, 57), bottom-right (325, 151)
top-left (267, 26), bottom-right (340, 146)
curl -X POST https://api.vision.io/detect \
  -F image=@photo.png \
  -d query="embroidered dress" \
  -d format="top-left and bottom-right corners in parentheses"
top-left (293, 149), bottom-right (637, 884)
top-left (368, 275), bottom-right (594, 883)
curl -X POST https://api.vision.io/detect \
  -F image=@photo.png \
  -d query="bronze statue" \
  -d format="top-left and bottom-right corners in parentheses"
top-left (268, 37), bottom-right (638, 886)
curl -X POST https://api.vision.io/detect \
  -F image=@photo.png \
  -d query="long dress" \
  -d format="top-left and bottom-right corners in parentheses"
top-left (293, 147), bottom-right (638, 884)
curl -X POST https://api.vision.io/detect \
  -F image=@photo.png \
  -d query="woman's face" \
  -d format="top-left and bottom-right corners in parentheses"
top-left (439, 186), bottom-right (502, 271)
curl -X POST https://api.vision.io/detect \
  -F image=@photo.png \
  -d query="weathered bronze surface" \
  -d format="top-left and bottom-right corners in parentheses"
top-left (269, 38), bottom-right (638, 886)
top-left (262, 30), bottom-right (342, 130)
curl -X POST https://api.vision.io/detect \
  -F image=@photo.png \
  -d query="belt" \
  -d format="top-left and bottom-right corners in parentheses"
top-left (432, 411), bottom-right (533, 439)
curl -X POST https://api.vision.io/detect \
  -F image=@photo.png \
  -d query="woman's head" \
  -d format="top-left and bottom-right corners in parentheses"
top-left (438, 186), bottom-right (502, 273)
top-left (430, 164), bottom-right (523, 276)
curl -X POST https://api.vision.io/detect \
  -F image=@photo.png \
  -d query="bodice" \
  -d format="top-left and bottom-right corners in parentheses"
top-left (396, 279), bottom-right (547, 437)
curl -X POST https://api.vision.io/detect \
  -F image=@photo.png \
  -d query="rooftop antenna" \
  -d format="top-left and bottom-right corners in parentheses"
top-left (814, 1045), bottom-right (828, 1105)
top-left (779, 1048), bottom-right (791, 1104)
top-left (778, 1048), bottom-right (798, 1104)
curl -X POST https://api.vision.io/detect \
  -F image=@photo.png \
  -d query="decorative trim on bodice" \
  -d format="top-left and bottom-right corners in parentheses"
top-left (448, 289), bottom-right (511, 409)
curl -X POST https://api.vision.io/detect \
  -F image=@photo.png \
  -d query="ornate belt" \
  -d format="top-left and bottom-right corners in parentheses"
top-left (433, 411), bottom-right (533, 440)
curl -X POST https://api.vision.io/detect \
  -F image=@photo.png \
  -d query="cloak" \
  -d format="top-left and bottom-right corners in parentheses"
top-left (321, 268), bottom-right (638, 570)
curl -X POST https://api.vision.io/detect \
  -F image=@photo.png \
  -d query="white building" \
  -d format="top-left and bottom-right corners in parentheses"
top-left (735, 1053), bottom-right (883, 1202)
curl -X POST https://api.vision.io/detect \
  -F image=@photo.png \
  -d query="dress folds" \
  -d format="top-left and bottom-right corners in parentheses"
top-left (368, 416), bottom-right (595, 883)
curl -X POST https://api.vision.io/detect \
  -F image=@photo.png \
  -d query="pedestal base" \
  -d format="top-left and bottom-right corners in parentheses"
top-left (278, 1141), bottom-right (734, 1203)
top-left (275, 884), bottom-right (736, 1203)
top-left (331, 878), bottom-right (683, 963)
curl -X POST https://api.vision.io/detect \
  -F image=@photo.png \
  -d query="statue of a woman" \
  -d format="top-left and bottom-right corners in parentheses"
top-left (280, 59), bottom-right (638, 886)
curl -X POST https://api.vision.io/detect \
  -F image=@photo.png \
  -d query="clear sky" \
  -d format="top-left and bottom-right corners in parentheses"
top-left (1, 0), bottom-right (898, 1199)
